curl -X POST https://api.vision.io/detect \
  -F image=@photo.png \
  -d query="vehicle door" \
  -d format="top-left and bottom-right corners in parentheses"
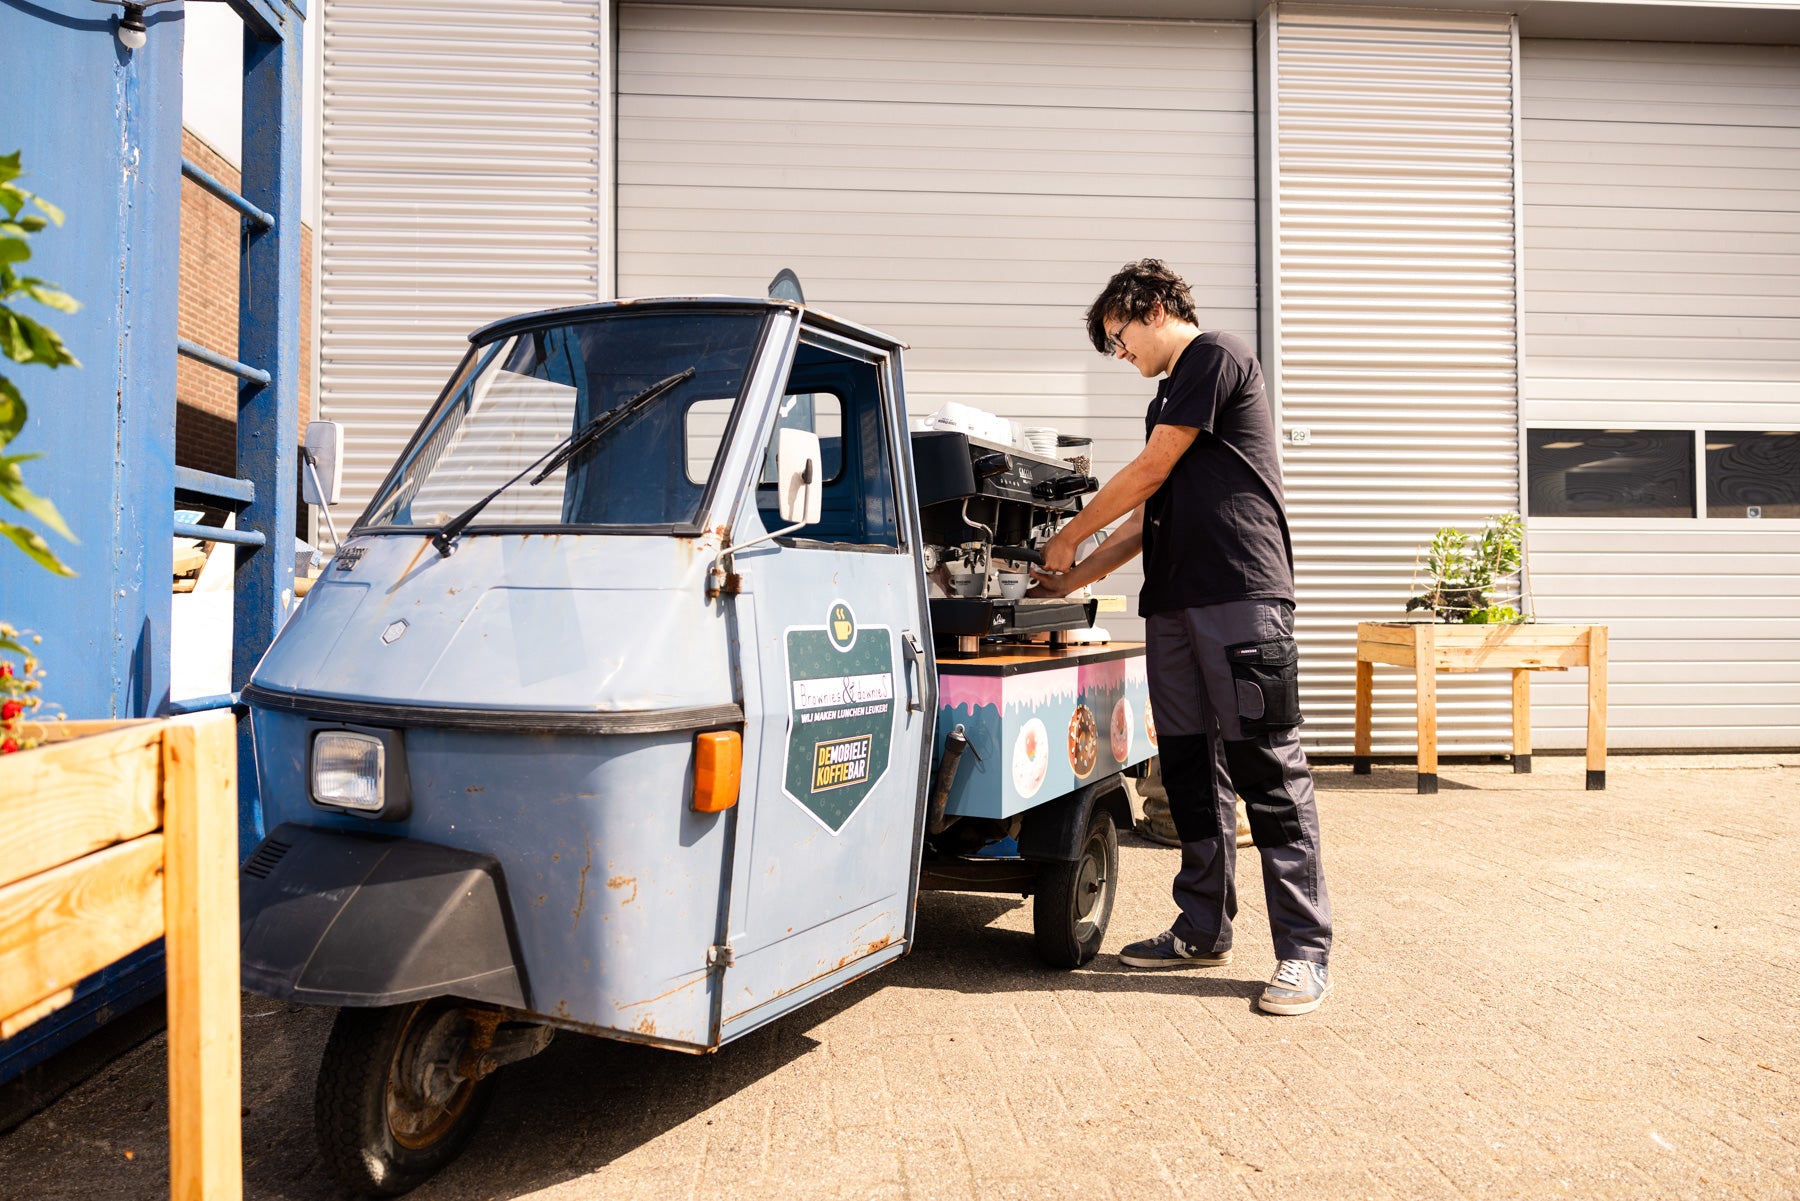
top-left (719, 318), bottom-right (934, 1040)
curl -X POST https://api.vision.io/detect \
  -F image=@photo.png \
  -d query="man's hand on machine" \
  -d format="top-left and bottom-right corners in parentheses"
top-left (1029, 529), bottom-right (1081, 597)
top-left (1026, 567), bottom-right (1075, 599)
top-left (1038, 528), bottom-right (1078, 576)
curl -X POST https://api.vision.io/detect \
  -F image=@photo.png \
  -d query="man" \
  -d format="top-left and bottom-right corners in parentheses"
top-left (1034, 259), bottom-right (1333, 1016)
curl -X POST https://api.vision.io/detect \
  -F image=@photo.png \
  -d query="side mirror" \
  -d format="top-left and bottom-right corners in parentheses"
top-left (776, 428), bottom-right (823, 525)
top-left (302, 421), bottom-right (344, 507)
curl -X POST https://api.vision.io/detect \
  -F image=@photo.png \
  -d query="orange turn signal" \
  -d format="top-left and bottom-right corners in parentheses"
top-left (693, 730), bottom-right (742, 812)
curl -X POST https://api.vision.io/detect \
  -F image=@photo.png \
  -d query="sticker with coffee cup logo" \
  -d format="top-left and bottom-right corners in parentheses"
top-left (783, 600), bottom-right (894, 832)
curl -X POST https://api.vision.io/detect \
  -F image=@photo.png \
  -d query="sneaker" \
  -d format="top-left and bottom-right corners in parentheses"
top-left (1118, 929), bottom-right (1232, 969)
top-left (1259, 959), bottom-right (1331, 1015)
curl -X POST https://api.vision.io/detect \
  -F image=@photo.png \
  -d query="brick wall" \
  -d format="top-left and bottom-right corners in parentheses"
top-left (175, 129), bottom-right (313, 480)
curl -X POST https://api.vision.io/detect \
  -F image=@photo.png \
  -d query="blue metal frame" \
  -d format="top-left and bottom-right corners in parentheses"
top-left (0, 0), bottom-right (305, 1087)
top-left (230, 4), bottom-right (304, 854)
top-left (157, 0), bottom-right (302, 860)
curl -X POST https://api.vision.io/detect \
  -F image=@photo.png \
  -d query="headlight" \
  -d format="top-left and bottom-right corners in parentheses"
top-left (311, 730), bottom-right (385, 812)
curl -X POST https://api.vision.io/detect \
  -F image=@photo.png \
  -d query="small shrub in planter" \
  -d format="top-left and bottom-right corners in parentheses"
top-left (1405, 513), bottom-right (1527, 624)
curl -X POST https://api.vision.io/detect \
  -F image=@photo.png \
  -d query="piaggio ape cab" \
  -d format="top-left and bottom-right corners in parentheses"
top-left (239, 297), bottom-right (1154, 1194)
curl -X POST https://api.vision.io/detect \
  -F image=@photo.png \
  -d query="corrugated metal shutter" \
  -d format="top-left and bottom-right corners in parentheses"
top-left (615, 4), bottom-right (1257, 636)
top-left (1270, 8), bottom-right (1523, 753)
top-left (1520, 40), bottom-right (1800, 749)
top-left (318, 0), bottom-right (606, 525)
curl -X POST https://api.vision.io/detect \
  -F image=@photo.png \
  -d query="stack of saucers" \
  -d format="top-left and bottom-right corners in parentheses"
top-left (1023, 426), bottom-right (1060, 458)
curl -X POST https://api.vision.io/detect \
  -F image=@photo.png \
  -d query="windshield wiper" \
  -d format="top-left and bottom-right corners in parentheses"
top-left (431, 366), bottom-right (696, 557)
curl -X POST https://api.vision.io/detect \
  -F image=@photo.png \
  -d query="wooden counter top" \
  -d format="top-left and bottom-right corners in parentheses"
top-left (935, 641), bottom-right (1145, 676)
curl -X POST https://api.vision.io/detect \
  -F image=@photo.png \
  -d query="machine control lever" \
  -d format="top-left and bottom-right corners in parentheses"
top-left (990, 545), bottom-right (1043, 566)
top-left (971, 451), bottom-right (1011, 478)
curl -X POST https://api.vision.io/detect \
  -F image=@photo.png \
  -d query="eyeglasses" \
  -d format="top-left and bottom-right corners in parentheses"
top-left (1105, 320), bottom-right (1131, 354)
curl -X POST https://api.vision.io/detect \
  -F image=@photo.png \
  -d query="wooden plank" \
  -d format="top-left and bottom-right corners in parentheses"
top-left (1353, 660), bottom-right (1373, 769)
top-left (0, 724), bottom-right (164, 888)
top-left (1357, 641), bottom-right (1419, 668)
top-left (1356, 622), bottom-right (1419, 647)
top-left (1587, 626), bottom-right (1609, 783)
top-left (28, 718), bottom-right (159, 744)
top-left (163, 711), bottom-right (242, 1201)
top-left (173, 545), bottom-right (208, 576)
top-left (0, 987), bottom-right (73, 1040)
top-left (1512, 668), bottom-right (1532, 762)
top-left (1434, 644), bottom-right (1589, 671)
top-left (0, 834), bottom-right (166, 1027)
top-left (1413, 624), bottom-right (1438, 792)
top-left (1428, 623), bottom-right (1596, 647)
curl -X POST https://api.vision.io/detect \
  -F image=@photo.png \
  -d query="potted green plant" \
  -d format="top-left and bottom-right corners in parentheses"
top-left (1406, 512), bottom-right (1527, 624)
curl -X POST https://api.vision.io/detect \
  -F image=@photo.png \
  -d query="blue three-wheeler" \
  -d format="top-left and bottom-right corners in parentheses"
top-left (238, 296), bottom-right (1154, 1194)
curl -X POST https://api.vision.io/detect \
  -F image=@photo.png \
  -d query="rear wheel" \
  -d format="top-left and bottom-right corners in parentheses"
top-left (315, 1000), bottom-right (497, 1197)
top-left (1032, 805), bottom-right (1118, 968)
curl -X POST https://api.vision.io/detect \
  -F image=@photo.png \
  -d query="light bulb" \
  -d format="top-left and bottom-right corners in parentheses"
top-left (117, 4), bottom-right (147, 49)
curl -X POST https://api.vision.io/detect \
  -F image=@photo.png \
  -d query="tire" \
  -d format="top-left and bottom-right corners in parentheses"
top-left (314, 1000), bottom-right (498, 1197)
top-left (1032, 804), bottom-right (1118, 968)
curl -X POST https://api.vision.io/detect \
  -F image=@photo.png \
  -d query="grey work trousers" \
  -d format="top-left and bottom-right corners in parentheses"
top-left (1146, 599), bottom-right (1332, 964)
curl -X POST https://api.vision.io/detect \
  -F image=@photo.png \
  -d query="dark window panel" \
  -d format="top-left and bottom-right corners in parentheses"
top-left (1706, 431), bottom-right (1800, 519)
top-left (1526, 428), bottom-right (1695, 518)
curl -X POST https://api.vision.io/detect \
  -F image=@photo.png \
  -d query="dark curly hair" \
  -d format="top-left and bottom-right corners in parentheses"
top-left (1083, 259), bottom-right (1198, 354)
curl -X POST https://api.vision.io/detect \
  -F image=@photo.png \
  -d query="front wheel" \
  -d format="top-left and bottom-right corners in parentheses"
top-left (1032, 804), bottom-right (1118, 968)
top-left (315, 1000), bottom-right (498, 1197)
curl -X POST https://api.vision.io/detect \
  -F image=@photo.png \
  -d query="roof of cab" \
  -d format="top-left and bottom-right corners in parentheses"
top-left (468, 296), bottom-right (907, 353)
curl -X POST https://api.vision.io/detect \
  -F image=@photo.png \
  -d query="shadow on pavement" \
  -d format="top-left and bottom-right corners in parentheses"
top-left (316, 881), bottom-right (1265, 1200)
top-left (2, 837), bottom-right (1276, 1201)
top-left (1314, 764), bottom-right (1483, 791)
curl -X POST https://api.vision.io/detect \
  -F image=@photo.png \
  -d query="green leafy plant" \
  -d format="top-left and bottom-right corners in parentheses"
top-left (1406, 512), bottom-right (1526, 624)
top-left (1, 151), bottom-right (79, 576)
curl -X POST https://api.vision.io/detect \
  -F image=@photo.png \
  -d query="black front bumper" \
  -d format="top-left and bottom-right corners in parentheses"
top-left (240, 824), bottom-right (528, 1010)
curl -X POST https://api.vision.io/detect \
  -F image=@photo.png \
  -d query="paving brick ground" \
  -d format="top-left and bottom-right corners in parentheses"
top-left (3, 753), bottom-right (1797, 1200)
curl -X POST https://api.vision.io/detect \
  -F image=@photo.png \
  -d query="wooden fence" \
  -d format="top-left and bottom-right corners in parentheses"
top-left (0, 711), bottom-right (241, 1198)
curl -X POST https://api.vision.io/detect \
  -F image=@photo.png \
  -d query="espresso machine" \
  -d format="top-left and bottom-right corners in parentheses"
top-left (910, 430), bottom-right (1101, 656)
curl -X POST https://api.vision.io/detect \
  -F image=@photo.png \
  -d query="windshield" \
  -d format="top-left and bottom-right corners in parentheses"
top-left (360, 309), bottom-right (769, 531)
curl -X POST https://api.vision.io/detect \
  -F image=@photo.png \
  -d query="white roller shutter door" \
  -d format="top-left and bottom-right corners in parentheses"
top-left (616, 4), bottom-right (1257, 635)
top-left (1520, 41), bottom-right (1800, 749)
top-left (1270, 9), bottom-right (1523, 753)
top-left (318, 0), bottom-right (607, 524)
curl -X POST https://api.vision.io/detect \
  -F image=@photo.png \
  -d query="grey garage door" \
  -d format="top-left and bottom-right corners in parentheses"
top-left (1520, 40), bottom-right (1800, 748)
top-left (317, 0), bottom-right (608, 523)
top-left (616, 4), bottom-right (1257, 634)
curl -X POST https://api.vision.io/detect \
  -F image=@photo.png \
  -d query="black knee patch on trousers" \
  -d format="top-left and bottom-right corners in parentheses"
top-left (1223, 737), bottom-right (1305, 847)
top-left (1159, 733), bottom-right (1222, 842)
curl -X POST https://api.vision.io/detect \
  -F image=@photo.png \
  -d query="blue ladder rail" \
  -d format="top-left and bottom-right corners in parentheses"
top-left (180, 156), bottom-right (274, 230)
top-left (168, 692), bottom-right (242, 716)
top-left (176, 338), bottom-right (271, 388)
top-left (172, 156), bottom-right (273, 560)
top-left (175, 465), bottom-right (255, 508)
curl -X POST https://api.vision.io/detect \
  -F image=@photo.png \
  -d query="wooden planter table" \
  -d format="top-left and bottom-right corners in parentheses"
top-left (1353, 621), bottom-right (1608, 795)
top-left (0, 712), bottom-right (241, 1198)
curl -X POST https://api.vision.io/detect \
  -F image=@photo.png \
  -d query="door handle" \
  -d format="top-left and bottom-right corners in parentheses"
top-left (901, 631), bottom-right (924, 714)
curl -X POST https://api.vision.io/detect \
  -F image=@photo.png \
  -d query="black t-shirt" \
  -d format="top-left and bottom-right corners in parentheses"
top-left (1139, 331), bottom-right (1294, 616)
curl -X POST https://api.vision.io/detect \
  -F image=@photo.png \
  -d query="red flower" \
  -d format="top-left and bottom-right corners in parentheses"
top-left (1, 739), bottom-right (17, 754)
top-left (0, 700), bottom-right (20, 722)
top-left (0, 662), bottom-right (11, 677)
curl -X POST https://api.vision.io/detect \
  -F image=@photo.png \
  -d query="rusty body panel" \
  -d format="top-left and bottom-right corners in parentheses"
top-left (240, 301), bottom-right (941, 1053)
